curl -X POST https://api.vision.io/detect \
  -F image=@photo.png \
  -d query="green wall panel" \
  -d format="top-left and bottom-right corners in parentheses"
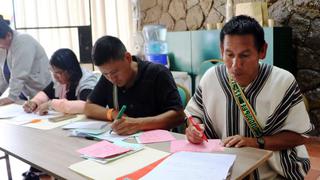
top-left (191, 30), bottom-right (221, 75)
top-left (167, 31), bottom-right (192, 73)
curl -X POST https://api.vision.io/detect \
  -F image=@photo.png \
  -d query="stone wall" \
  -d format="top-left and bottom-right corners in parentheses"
top-left (273, 0), bottom-right (320, 135)
top-left (140, 0), bottom-right (320, 135)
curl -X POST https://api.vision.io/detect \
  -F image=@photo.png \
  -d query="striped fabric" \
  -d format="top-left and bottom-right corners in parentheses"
top-left (186, 64), bottom-right (313, 179)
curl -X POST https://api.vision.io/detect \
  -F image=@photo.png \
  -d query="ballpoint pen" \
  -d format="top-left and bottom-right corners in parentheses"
top-left (109, 105), bottom-right (127, 134)
top-left (26, 96), bottom-right (33, 112)
top-left (185, 112), bottom-right (208, 142)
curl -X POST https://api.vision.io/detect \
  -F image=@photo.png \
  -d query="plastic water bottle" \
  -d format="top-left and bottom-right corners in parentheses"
top-left (143, 25), bottom-right (169, 68)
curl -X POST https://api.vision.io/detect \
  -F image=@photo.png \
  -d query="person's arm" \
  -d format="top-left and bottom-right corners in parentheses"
top-left (84, 101), bottom-right (109, 121)
top-left (8, 35), bottom-right (36, 101)
top-left (111, 109), bottom-right (185, 135)
top-left (31, 91), bottom-right (50, 105)
top-left (49, 88), bottom-right (93, 114)
top-left (185, 85), bottom-right (208, 143)
top-left (50, 99), bottom-right (85, 114)
top-left (221, 131), bottom-right (317, 151)
top-left (83, 76), bottom-right (111, 120)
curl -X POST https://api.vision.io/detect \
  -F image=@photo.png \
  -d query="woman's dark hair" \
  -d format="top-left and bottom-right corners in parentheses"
top-left (50, 48), bottom-right (82, 100)
top-left (220, 15), bottom-right (266, 51)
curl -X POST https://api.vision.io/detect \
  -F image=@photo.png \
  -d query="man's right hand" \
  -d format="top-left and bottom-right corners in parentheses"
top-left (23, 101), bottom-right (37, 113)
top-left (186, 123), bottom-right (205, 144)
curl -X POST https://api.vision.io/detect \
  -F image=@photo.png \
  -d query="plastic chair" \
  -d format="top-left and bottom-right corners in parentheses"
top-left (199, 59), bottom-right (223, 76)
top-left (172, 84), bottom-right (191, 134)
top-left (195, 59), bottom-right (223, 87)
top-left (177, 84), bottom-right (191, 108)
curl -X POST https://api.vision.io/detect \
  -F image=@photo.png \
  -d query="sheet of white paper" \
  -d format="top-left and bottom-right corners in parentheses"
top-left (141, 152), bottom-right (236, 180)
top-left (0, 104), bottom-right (26, 118)
top-left (9, 111), bottom-right (63, 125)
top-left (62, 121), bottom-right (108, 130)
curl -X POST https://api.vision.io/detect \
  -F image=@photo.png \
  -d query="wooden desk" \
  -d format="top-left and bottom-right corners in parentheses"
top-left (0, 123), bottom-right (272, 180)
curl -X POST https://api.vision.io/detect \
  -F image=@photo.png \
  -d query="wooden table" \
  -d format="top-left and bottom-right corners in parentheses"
top-left (0, 123), bottom-right (272, 180)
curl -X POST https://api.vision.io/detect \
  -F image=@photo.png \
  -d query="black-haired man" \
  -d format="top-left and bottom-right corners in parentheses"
top-left (186, 15), bottom-right (313, 179)
top-left (85, 36), bottom-right (184, 135)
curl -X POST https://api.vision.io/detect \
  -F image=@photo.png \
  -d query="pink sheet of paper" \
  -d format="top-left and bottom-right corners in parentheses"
top-left (170, 139), bottom-right (224, 153)
top-left (138, 130), bottom-right (176, 144)
top-left (77, 141), bottom-right (131, 158)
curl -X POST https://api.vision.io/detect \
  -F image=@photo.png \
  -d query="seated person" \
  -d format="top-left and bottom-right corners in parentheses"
top-left (23, 48), bottom-right (98, 115)
top-left (0, 17), bottom-right (51, 105)
top-left (84, 35), bottom-right (184, 135)
top-left (185, 15), bottom-right (313, 179)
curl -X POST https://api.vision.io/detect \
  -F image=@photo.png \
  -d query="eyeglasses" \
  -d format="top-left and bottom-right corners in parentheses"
top-left (49, 67), bottom-right (66, 75)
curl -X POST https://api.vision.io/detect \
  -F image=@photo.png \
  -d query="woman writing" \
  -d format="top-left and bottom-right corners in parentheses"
top-left (23, 48), bottom-right (97, 115)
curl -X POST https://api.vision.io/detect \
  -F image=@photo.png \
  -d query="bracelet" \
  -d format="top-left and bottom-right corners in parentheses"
top-left (106, 108), bottom-right (114, 121)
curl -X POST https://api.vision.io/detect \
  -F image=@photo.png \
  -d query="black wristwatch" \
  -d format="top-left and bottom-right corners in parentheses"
top-left (257, 136), bottom-right (265, 149)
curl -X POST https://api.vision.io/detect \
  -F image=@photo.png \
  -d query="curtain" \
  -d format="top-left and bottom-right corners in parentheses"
top-left (13, 0), bottom-right (134, 60)
top-left (91, 0), bottom-right (133, 51)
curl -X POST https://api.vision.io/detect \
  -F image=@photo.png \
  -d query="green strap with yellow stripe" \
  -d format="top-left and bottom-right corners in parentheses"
top-left (228, 75), bottom-right (263, 137)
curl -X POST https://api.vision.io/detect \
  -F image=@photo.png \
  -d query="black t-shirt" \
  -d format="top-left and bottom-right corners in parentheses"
top-left (88, 56), bottom-right (183, 118)
top-left (43, 81), bottom-right (92, 101)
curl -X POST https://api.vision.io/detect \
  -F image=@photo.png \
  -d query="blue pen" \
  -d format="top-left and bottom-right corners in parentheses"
top-left (110, 105), bottom-right (127, 134)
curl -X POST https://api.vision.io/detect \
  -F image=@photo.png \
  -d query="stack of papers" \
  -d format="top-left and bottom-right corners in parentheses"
top-left (92, 131), bottom-right (136, 142)
top-left (69, 147), bottom-right (169, 180)
top-left (140, 152), bottom-right (236, 180)
top-left (77, 141), bottom-right (131, 159)
top-left (81, 141), bottom-right (144, 164)
top-left (63, 121), bottom-right (108, 130)
top-left (135, 130), bottom-right (176, 144)
top-left (63, 121), bottom-right (109, 138)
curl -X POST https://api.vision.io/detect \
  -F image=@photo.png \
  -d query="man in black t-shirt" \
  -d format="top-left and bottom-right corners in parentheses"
top-left (85, 36), bottom-right (184, 135)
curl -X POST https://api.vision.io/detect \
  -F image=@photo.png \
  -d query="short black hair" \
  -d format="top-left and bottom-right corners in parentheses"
top-left (50, 48), bottom-right (82, 89)
top-left (92, 35), bottom-right (127, 66)
top-left (220, 15), bottom-right (266, 51)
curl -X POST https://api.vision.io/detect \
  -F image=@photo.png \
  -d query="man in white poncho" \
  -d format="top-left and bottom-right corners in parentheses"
top-left (185, 15), bottom-right (313, 179)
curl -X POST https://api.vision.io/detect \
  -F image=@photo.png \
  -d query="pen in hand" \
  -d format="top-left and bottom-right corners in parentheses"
top-left (26, 96), bottom-right (33, 112)
top-left (109, 105), bottom-right (127, 134)
top-left (185, 111), bottom-right (208, 142)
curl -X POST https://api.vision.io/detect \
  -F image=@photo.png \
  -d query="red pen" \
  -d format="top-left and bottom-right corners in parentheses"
top-left (187, 116), bottom-right (208, 142)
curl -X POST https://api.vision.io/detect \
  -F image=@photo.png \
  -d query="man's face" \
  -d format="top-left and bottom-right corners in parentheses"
top-left (98, 52), bottom-right (133, 88)
top-left (0, 33), bottom-right (11, 49)
top-left (221, 34), bottom-right (267, 86)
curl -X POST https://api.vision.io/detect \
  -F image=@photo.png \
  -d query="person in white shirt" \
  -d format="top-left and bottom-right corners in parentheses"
top-left (0, 17), bottom-right (51, 105)
top-left (185, 15), bottom-right (313, 179)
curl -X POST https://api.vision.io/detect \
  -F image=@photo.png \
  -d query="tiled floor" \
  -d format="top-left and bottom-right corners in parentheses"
top-left (1, 144), bottom-right (319, 180)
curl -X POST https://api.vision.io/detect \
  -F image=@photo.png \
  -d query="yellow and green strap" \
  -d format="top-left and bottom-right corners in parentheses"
top-left (228, 76), bottom-right (263, 137)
